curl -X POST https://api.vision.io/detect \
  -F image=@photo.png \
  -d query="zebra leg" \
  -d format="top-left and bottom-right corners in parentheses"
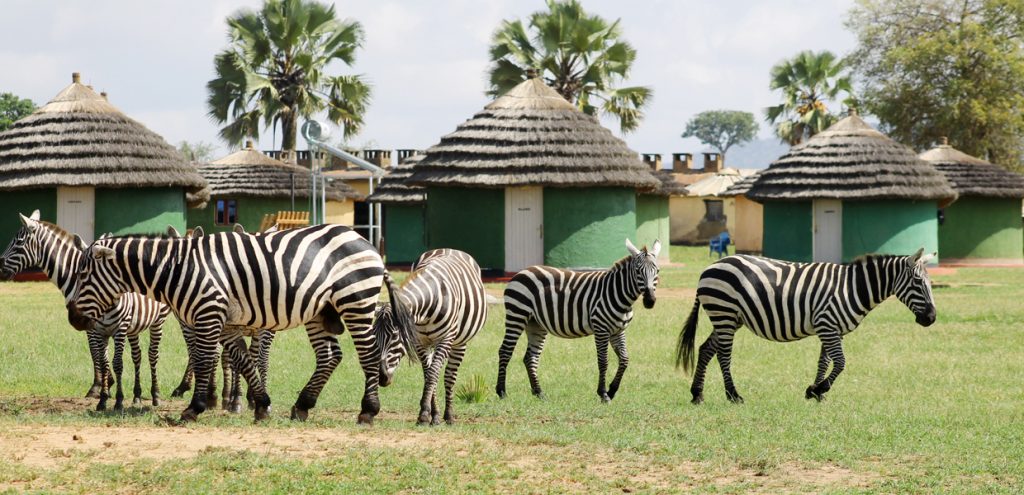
top-left (495, 320), bottom-right (526, 399)
top-left (690, 334), bottom-right (719, 405)
top-left (594, 331), bottom-right (611, 402)
top-left (807, 332), bottom-right (845, 401)
top-left (606, 331), bottom-right (630, 401)
top-left (112, 331), bottom-right (127, 411)
top-left (89, 331), bottom-right (112, 411)
top-left (181, 323), bottom-right (222, 422)
top-left (523, 328), bottom-right (549, 399)
top-left (716, 331), bottom-right (744, 403)
top-left (85, 329), bottom-right (106, 399)
top-left (228, 337), bottom-right (248, 414)
top-left (292, 318), bottom-right (342, 422)
top-left (220, 343), bottom-right (232, 410)
top-left (418, 342), bottom-right (451, 426)
top-left (148, 324), bottom-right (163, 407)
top-left (172, 324), bottom-right (197, 398)
top-left (246, 334), bottom-right (260, 410)
top-left (128, 334), bottom-right (143, 406)
top-left (222, 334), bottom-right (267, 420)
top-left (814, 343), bottom-right (831, 386)
top-left (442, 345), bottom-right (467, 425)
top-left (258, 330), bottom-right (275, 387)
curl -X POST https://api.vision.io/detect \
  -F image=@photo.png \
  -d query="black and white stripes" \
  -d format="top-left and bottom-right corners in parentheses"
top-left (676, 250), bottom-right (937, 403)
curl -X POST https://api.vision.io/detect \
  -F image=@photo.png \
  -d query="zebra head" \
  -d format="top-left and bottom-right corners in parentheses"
top-left (1, 210), bottom-right (44, 280)
top-left (626, 238), bottom-right (661, 309)
top-left (893, 248), bottom-right (937, 327)
top-left (67, 238), bottom-right (125, 330)
top-left (371, 302), bottom-right (406, 387)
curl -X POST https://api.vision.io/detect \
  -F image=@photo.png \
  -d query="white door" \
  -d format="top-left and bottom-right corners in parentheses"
top-left (812, 199), bottom-right (842, 263)
top-left (505, 186), bottom-right (544, 272)
top-left (57, 187), bottom-right (95, 243)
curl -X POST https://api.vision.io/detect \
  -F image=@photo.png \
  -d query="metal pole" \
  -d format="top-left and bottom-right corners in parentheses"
top-left (290, 172), bottom-right (295, 210)
top-left (321, 175), bottom-right (327, 225)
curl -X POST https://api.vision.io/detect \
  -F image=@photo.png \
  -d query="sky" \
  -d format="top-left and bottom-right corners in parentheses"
top-left (0, 0), bottom-right (857, 166)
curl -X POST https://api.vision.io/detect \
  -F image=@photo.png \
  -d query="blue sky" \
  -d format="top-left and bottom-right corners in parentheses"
top-left (0, 0), bottom-right (856, 164)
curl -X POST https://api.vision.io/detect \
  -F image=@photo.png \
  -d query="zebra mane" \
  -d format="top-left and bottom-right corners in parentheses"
top-left (850, 253), bottom-right (904, 265)
top-left (102, 233), bottom-right (176, 241)
top-left (36, 221), bottom-right (79, 245)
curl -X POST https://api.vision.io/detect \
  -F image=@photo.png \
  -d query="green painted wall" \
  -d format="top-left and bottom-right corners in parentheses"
top-left (95, 188), bottom-right (185, 236)
top-left (636, 194), bottom-right (670, 260)
top-left (939, 196), bottom-right (1022, 260)
top-left (544, 187), bottom-right (636, 268)
top-left (762, 201), bottom-right (813, 262)
top-left (0, 188), bottom-right (57, 243)
top-left (426, 187), bottom-right (504, 270)
top-left (384, 203), bottom-right (427, 264)
top-left (187, 196), bottom-right (308, 234)
top-left (842, 200), bottom-right (938, 262)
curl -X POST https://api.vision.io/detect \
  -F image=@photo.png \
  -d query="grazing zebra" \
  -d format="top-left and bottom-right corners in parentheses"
top-left (0, 211), bottom-right (170, 410)
top-left (374, 249), bottom-right (488, 425)
top-left (67, 223), bottom-right (415, 424)
top-left (497, 239), bottom-right (661, 402)
top-left (676, 250), bottom-right (937, 404)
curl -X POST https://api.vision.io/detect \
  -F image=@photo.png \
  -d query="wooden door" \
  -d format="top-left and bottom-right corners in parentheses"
top-left (57, 187), bottom-right (95, 243)
top-left (813, 199), bottom-right (842, 263)
top-left (504, 186), bottom-right (544, 273)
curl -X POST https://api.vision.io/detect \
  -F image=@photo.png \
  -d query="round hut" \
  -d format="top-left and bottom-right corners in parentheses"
top-left (719, 171), bottom-right (764, 254)
top-left (920, 138), bottom-right (1024, 264)
top-left (367, 150), bottom-right (427, 265)
top-left (0, 72), bottom-right (208, 243)
top-left (746, 111), bottom-right (957, 263)
top-left (189, 141), bottom-right (362, 233)
top-left (407, 73), bottom-right (660, 273)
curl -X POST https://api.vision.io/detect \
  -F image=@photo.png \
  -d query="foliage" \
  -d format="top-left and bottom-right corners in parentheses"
top-left (765, 50), bottom-right (854, 145)
top-left (487, 0), bottom-right (652, 133)
top-left (455, 373), bottom-right (489, 403)
top-left (846, 0), bottom-right (1024, 169)
top-left (206, 0), bottom-right (372, 153)
top-left (682, 110), bottom-right (759, 158)
top-left (0, 93), bottom-right (36, 132)
top-left (177, 141), bottom-right (218, 162)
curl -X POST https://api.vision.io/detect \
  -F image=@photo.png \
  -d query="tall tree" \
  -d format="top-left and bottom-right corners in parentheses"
top-left (487, 0), bottom-right (652, 132)
top-left (846, 0), bottom-right (1024, 168)
top-left (206, 0), bottom-right (372, 155)
top-left (177, 141), bottom-right (218, 162)
top-left (682, 110), bottom-right (759, 159)
top-left (765, 50), bottom-right (854, 145)
top-left (0, 93), bottom-right (36, 132)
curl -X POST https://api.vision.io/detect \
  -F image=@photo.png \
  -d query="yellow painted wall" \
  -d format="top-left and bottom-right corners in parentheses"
top-left (732, 197), bottom-right (763, 253)
top-left (345, 180), bottom-right (371, 196)
top-left (325, 199), bottom-right (355, 226)
top-left (669, 195), bottom-right (736, 244)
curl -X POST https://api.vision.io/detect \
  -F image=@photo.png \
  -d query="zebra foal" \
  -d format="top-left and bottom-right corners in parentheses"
top-left (676, 250), bottom-right (937, 404)
top-left (374, 249), bottom-right (488, 425)
top-left (497, 239), bottom-right (661, 402)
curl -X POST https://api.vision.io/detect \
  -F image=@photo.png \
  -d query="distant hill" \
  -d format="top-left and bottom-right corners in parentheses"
top-left (719, 138), bottom-right (788, 169)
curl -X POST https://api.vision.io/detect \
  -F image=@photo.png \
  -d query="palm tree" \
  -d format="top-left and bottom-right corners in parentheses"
top-left (487, 0), bottom-right (652, 133)
top-left (206, 0), bottom-right (372, 154)
top-left (765, 50), bottom-right (854, 145)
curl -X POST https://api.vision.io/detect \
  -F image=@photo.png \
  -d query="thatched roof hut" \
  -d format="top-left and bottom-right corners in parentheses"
top-left (646, 170), bottom-right (689, 197)
top-left (407, 74), bottom-right (658, 190)
top-left (919, 138), bottom-right (1024, 198)
top-left (720, 171), bottom-right (761, 197)
top-left (0, 72), bottom-right (209, 208)
top-left (746, 113), bottom-right (957, 206)
top-left (199, 141), bottom-right (362, 202)
top-left (367, 153), bottom-right (425, 204)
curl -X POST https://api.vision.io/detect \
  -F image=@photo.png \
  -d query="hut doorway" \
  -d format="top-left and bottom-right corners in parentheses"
top-left (57, 186), bottom-right (95, 243)
top-left (505, 186), bottom-right (544, 272)
top-left (813, 199), bottom-right (842, 263)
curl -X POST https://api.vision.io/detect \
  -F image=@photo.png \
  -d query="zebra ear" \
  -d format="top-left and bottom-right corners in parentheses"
top-left (650, 240), bottom-right (662, 258)
top-left (233, 223), bottom-right (246, 234)
top-left (91, 245), bottom-right (115, 260)
top-left (72, 234), bottom-right (88, 250)
top-left (29, 210), bottom-right (40, 221)
top-left (625, 238), bottom-right (640, 256)
top-left (192, 226), bottom-right (204, 238)
top-left (166, 225), bottom-right (181, 237)
top-left (920, 252), bottom-right (936, 265)
top-left (18, 212), bottom-right (38, 231)
top-left (909, 248), bottom-right (924, 264)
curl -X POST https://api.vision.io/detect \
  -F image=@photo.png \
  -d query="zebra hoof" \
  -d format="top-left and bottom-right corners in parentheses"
top-left (96, 402), bottom-right (107, 412)
top-left (805, 386), bottom-right (825, 402)
top-left (85, 387), bottom-right (102, 399)
top-left (114, 402), bottom-right (125, 411)
top-left (356, 413), bottom-right (374, 426)
top-left (599, 394), bottom-right (611, 403)
top-left (180, 409), bottom-right (199, 422)
top-left (726, 392), bottom-right (744, 404)
top-left (170, 387), bottom-right (187, 398)
top-left (290, 406), bottom-right (309, 422)
top-left (132, 397), bottom-right (143, 406)
top-left (230, 402), bottom-right (244, 415)
top-left (495, 386), bottom-right (506, 399)
top-left (152, 398), bottom-right (160, 408)
top-left (532, 391), bottom-right (546, 400)
top-left (254, 407), bottom-right (270, 422)
top-left (690, 393), bottom-right (704, 405)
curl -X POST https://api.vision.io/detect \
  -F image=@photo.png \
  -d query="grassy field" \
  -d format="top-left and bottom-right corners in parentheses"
top-left (0, 246), bottom-right (1021, 493)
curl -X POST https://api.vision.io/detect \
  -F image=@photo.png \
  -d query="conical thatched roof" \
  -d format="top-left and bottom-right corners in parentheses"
top-left (199, 141), bottom-right (362, 202)
top-left (0, 72), bottom-right (210, 208)
top-left (367, 153), bottom-right (426, 204)
top-left (746, 113), bottom-right (957, 206)
top-left (407, 75), bottom-right (659, 190)
top-left (720, 171), bottom-right (762, 197)
top-left (642, 170), bottom-right (688, 197)
top-left (919, 139), bottom-right (1024, 199)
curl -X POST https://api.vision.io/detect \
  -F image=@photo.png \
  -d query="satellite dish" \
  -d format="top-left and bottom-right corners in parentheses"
top-left (301, 120), bottom-right (332, 143)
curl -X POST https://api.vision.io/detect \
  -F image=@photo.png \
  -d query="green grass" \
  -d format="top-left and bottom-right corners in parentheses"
top-left (0, 245), bottom-right (1021, 493)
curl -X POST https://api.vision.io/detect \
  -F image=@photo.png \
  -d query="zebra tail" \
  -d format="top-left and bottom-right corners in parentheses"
top-left (675, 299), bottom-right (701, 374)
top-left (383, 271), bottom-right (418, 363)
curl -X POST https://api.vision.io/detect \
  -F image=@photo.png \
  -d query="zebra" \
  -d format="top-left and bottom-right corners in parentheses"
top-left (497, 239), bottom-right (661, 402)
top-left (0, 211), bottom-right (170, 410)
top-left (675, 250), bottom-right (937, 404)
top-left (67, 223), bottom-right (416, 423)
top-left (373, 249), bottom-right (488, 425)
top-left (166, 224), bottom-right (276, 414)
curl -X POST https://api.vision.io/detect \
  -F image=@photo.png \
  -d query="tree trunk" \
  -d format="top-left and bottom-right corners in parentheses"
top-left (281, 108), bottom-right (297, 158)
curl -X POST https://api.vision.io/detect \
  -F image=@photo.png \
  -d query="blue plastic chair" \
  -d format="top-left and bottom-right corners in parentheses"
top-left (709, 232), bottom-right (731, 258)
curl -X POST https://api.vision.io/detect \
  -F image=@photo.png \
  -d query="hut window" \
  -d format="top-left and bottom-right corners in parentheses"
top-left (215, 199), bottom-right (238, 225)
top-left (704, 199), bottom-right (725, 221)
